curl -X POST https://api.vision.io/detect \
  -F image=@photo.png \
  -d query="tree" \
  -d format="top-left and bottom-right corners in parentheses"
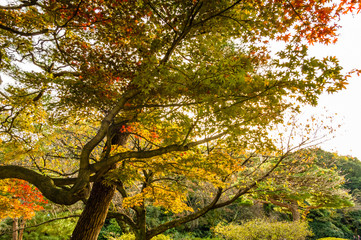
top-left (0, 0), bottom-right (358, 239)
top-left (250, 148), bottom-right (353, 221)
top-left (315, 148), bottom-right (361, 193)
top-left (0, 179), bottom-right (48, 240)
top-left (306, 149), bottom-right (361, 239)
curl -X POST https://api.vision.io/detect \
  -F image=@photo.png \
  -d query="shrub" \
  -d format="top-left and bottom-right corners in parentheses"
top-left (317, 238), bottom-right (349, 240)
top-left (107, 233), bottom-right (172, 240)
top-left (213, 219), bottom-right (312, 240)
top-left (308, 220), bottom-right (345, 239)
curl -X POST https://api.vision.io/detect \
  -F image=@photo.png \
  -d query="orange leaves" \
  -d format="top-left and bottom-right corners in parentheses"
top-left (276, 33), bottom-right (291, 42)
top-left (348, 68), bottom-right (361, 77)
top-left (0, 179), bottom-right (48, 220)
top-left (272, 0), bottom-right (361, 45)
top-left (124, 102), bottom-right (132, 107)
top-left (344, 2), bottom-right (356, 14)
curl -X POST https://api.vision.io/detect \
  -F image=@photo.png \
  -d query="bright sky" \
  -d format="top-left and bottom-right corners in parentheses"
top-left (305, 13), bottom-right (361, 159)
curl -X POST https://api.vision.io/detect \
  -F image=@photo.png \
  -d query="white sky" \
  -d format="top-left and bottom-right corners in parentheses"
top-left (304, 13), bottom-right (361, 159)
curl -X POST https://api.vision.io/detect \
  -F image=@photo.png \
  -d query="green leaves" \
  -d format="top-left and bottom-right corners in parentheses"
top-left (0, 0), bottom-right (359, 236)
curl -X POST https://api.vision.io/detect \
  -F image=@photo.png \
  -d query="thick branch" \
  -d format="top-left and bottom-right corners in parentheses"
top-left (72, 89), bottom-right (140, 194)
top-left (51, 175), bottom-right (97, 186)
top-left (80, 90), bottom-right (140, 170)
top-left (91, 132), bottom-right (227, 172)
top-left (0, 166), bottom-right (83, 205)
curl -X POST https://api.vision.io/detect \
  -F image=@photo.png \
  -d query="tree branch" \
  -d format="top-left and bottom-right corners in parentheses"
top-left (72, 89), bottom-right (140, 195)
top-left (147, 188), bottom-right (223, 239)
top-left (91, 132), bottom-right (227, 172)
top-left (7, 215), bottom-right (80, 234)
top-left (0, 166), bottom-right (84, 205)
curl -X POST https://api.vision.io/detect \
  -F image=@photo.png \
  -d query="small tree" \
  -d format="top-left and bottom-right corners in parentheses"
top-left (0, 179), bottom-right (48, 240)
top-left (250, 149), bottom-right (353, 221)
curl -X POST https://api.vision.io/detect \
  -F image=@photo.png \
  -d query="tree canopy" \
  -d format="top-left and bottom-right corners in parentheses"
top-left (0, 0), bottom-right (358, 239)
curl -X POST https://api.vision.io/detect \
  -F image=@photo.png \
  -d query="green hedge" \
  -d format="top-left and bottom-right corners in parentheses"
top-left (317, 238), bottom-right (349, 240)
top-left (213, 219), bottom-right (312, 240)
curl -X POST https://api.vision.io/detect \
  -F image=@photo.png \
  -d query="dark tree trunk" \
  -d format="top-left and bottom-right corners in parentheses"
top-left (71, 123), bottom-right (129, 239)
top-left (70, 179), bottom-right (115, 240)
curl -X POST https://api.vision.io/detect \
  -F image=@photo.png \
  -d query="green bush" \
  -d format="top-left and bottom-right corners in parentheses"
top-left (22, 211), bottom-right (78, 240)
top-left (317, 238), bottom-right (349, 240)
top-left (213, 219), bottom-right (312, 240)
top-left (107, 233), bottom-right (172, 240)
top-left (99, 218), bottom-right (122, 240)
top-left (308, 218), bottom-right (346, 239)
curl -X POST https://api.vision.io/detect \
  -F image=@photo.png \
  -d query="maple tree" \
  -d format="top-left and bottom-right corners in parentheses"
top-left (0, 179), bottom-right (47, 220)
top-left (250, 148), bottom-right (353, 221)
top-left (0, 0), bottom-right (359, 239)
top-left (0, 179), bottom-right (48, 240)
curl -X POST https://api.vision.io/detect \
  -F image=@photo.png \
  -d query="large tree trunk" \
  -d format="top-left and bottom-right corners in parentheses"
top-left (71, 123), bottom-right (129, 239)
top-left (70, 179), bottom-right (115, 240)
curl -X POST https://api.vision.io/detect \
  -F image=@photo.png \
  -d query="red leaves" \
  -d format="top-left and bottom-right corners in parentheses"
top-left (150, 131), bottom-right (159, 139)
top-left (120, 124), bottom-right (133, 133)
top-left (124, 102), bottom-right (132, 107)
top-left (4, 179), bottom-right (48, 219)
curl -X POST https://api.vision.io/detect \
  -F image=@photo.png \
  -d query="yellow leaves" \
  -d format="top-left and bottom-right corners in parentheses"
top-left (110, 145), bottom-right (129, 155)
top-left (122, 184), bottom-right (193, 214)
top-left (110, 142), bottom-right (248, 215)
top-left (122, 193), bottom-right (145, 209)
top-left (148, 185), bottom-right (193, 214)
top-left (264, 79), bottom-right (270, 87)
top-left (244, 75), bottom-right (253, 83)
top-left (0, 195), bottom-right (23, 220)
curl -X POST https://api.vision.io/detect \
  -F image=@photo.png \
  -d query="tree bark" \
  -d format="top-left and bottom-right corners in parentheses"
top-left (71, 123), bottom-right (129, 239)
top-left (12, 218), bottom-right (18, 240)
top-left (268, 199), bottom-right (301, 222)
top-left (134, 205), bottom-right (147, 240)
top-left (70, 179), bottom-right (115, 240)
top-left (18, 218), bottom-right (25, 240)
top-left (289, 202), bottom-right (301, 221)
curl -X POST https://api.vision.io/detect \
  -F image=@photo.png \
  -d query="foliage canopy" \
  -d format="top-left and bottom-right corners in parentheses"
top-left (0, 0), bottom-right (358, 239)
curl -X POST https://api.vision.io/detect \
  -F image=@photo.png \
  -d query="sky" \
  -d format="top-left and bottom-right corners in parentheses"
top-left (304, 13), bottom-right (361, 159)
